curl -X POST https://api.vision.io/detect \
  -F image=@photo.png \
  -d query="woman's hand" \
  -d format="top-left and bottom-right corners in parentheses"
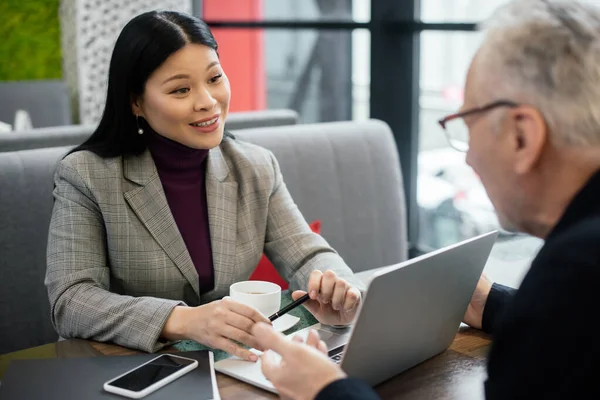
top-left (162, 297), bottom-right (271, 361)
top-left (292, 270), bottom-right (361, 326)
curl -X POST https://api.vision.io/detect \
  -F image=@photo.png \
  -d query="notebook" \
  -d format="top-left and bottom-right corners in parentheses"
top-left (0, 350), bottom-right (220, 400)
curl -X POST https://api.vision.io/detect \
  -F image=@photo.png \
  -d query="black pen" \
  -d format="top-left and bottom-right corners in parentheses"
top-left (269, 293), bottom-right (310, 322)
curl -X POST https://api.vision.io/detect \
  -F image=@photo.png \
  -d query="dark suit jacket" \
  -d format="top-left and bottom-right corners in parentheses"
top-left (482, 169), bottom-right (600, 399)
top-left (316, 170), bottom-right (600, 399)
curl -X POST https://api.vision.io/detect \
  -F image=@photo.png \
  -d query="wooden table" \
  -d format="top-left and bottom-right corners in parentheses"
top-left (0, 325), bottom-right (491, 399)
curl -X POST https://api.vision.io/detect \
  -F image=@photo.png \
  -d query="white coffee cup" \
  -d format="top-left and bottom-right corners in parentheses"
top-left (229, 281), bottom-right (282, 317)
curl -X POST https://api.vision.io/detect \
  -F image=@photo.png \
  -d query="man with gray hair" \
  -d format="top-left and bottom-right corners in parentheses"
top-left (249, 1), bottom-right (600, 399)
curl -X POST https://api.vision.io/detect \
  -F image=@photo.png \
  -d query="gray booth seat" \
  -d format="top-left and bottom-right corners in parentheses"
top-left (0, 109), bottom-right (300, 153)
top-left (0, 80), bottom-right (72, 128)
top-left (224, 109), bottom-right (299, 130)
top-left (0, 146), bottom-right (70, 354)
top-left (235, 120), bottom-right (407, 273)
top-left (0, 119), bottom-right (406, 354)
top-left (0, 124), bottom-right (95, 152)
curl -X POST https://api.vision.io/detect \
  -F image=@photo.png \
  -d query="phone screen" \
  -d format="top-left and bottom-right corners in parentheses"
top-left (109, 355), bottom-right (196, 392)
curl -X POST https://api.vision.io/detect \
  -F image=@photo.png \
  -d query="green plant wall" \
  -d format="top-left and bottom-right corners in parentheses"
top-left (0, 0), bottom-right (62, 81)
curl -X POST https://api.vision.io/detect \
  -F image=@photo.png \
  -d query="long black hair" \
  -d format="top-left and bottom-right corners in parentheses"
top-left (71, 11), bottom-right (222, 158)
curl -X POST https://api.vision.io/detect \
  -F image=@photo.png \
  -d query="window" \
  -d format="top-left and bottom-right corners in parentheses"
top-left (417, 29), bottom-right (543, 262)
top-left (202, 0), bottom-right (370, 123)
top-left (208, 28), bottom-right (370, 123)
top-left (264, 0), bottom-right (370, 22)
top-left (204, 0), bottom-right (549, 264)
top-left (420, 0), bottom-right (511, 23)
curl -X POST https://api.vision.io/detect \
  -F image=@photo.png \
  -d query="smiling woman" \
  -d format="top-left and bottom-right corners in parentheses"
top-left (70, 11), bottom-right (228, 157)
top-left (45, 10), bottom-right (363, 362)
top-left (131, 44), bottom-right (230, 151)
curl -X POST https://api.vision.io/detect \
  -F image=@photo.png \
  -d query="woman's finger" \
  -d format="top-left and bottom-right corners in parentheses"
top-left (331, 279), bottom-right (348, 311)
top-left (221, 324), bottom-right (262, 351)
top-left (225, 308), bottom-right (257, 334)
top-left (307, 270), bottom-right (323, 300)
top-left (319, 270), bottom-right (337, 304)
top-left (224, 297), bottom-right (270, 324)
top-left (214, 336), bottom-right (258, 362)
top-left (343, 287), bottom-right (361, 312)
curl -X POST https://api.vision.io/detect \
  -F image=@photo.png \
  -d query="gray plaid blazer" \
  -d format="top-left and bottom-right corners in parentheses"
top-left (45, 137), bottom-right (361, 352)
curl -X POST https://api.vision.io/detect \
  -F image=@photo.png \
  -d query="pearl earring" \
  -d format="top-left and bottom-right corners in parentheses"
top-left (136, 115), bottom-right (144, 135)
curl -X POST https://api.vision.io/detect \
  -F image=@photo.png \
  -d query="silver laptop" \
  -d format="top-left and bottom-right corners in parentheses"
top-left (215, 231), bottom-right (498, 391)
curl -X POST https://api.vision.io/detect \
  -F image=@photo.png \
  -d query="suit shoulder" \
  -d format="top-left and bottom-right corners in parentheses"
top-left (218, 137), bottom-right (280, 191)
top-left (219, 137), bottom-right (275, 168)
top-left (540, 217), bottom-right (600, 263)
top-left (58, 150), bottom-right (121, 182)
top-left (523, 217), bottom-right (600, 301)
top-left (61, 150), bottom-right (120, 170)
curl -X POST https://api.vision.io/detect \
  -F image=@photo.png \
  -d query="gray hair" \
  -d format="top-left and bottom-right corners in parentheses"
top-left (476, 0), bottom-right (600, 146)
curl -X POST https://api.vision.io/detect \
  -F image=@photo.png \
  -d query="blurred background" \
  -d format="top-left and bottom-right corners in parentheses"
top-left (5, 0), bottom-right (588, 257)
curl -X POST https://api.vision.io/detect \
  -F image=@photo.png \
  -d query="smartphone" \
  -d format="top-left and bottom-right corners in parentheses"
top-left (103, 354), bottom-right (199, 399)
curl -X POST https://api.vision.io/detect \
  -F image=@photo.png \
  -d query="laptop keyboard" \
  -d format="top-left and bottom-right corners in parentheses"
top-left (330, 351), bottom-right (344, 364)
top-left (328, 346), bottom-right (345, 364)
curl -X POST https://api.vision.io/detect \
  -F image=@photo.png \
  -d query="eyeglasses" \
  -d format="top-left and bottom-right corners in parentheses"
top-left (438, 100), bottom-right (519, 152)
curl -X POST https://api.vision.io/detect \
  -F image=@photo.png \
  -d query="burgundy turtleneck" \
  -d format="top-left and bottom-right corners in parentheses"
top-left (146, 130), bottom-right (215, 294)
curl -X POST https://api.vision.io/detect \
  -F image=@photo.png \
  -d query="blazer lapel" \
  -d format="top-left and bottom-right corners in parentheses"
top-left (206, 146), bottom-right (238, 296)
top-left (122, 150), bottom-right (200, 298)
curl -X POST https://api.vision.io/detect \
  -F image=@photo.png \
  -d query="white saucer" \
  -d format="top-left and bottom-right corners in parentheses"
top-left (272, 314), bottom-right (300, 332)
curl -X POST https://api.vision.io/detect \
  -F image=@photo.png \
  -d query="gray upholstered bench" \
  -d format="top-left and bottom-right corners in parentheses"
top-left (0, 119), bottom-right (406, 354)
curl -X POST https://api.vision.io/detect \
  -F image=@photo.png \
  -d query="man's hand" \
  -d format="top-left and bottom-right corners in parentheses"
top-left (463, 273), bottom-right (493, 329)
top-left (252, 322), bottom-right (346, 400)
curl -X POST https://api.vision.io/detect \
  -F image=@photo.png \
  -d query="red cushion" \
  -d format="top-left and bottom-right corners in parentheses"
top-left (249, 220), bottom-right (322, 290)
